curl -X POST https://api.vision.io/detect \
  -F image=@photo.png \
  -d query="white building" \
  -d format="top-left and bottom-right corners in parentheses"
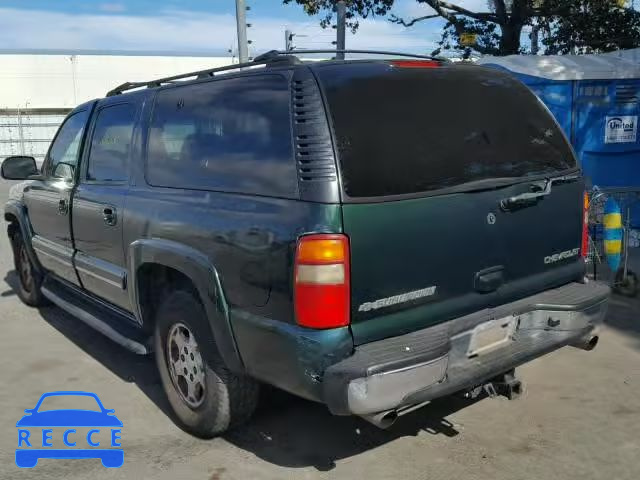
top-left (0, 49), bottom-right (233, 164)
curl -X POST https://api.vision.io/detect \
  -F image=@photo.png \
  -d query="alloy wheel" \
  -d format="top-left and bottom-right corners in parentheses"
top-left (166, 322), bottom-right (206, 408)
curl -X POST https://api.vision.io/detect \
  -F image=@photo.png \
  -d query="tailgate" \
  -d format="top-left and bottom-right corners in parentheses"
top-left (314, 61), bottom-right (584, 344)
top-left (343, 179), bottom-right (585, 344)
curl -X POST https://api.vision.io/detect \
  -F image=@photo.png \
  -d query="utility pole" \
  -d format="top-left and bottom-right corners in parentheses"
top-left (335, 1), bottom-right (346, 60)
top-left (530, 24), bottom-right (539, 55)
top-left (235, 0), bottom-right (249, 63)
top-left (285, 29), bottom-right (294, 51)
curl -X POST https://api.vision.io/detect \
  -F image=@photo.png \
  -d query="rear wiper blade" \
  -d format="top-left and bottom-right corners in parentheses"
top-left (447, 177), bottom-right (530, 194)
top-left (500, 173), bottom-right (579, 210)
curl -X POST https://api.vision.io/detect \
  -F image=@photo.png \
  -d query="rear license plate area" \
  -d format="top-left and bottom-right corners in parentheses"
top-left (467, 316), bottom-right (517, 357)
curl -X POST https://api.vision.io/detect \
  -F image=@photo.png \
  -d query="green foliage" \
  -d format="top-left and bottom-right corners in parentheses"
top-left (284, 0), bottom-right (640, 56)
top-left (283, 0), bottom-right (394, 31)
top-left (539, 0), bottom-right (640, 54)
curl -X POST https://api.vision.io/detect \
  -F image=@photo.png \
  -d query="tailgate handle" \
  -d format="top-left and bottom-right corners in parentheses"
top-left (475, 266), bottom-right (505, 293)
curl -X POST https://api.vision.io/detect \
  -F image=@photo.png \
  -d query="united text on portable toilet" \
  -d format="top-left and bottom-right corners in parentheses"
top-left (478, 54), bottom-right (640, 226)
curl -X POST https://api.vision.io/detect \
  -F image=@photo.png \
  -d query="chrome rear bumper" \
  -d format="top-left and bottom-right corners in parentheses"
top-left (323, 281), bottom-right (610, 416)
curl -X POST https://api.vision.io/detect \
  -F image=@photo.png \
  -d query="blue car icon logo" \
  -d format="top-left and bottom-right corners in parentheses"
top-left (16, 391), bottom-right (123, 468)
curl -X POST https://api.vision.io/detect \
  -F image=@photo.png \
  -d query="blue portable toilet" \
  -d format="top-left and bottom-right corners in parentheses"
top-left (478, 54), bottom-right (640, 226)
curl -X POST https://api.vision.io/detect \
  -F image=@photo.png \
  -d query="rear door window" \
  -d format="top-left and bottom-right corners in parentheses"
top-left (315, 62), bottom-right (576, 198)
top-left (146, 74), bottom-right (297, 198)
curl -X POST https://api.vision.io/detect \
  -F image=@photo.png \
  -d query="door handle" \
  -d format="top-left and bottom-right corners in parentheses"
top-left (102, 206), bottom-right (117, 226)
top-left (58, 199), bottom-right (69, 215)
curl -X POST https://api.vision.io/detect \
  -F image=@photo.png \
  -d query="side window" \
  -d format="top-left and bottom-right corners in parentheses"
top-left (87, 103), bottom-right (136, 182)
top-left (146, 75), bottom-right (296, 197)
top-left (46, 109), bottom-right (90, 180)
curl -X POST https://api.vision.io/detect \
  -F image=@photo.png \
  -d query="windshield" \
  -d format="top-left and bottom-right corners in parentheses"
top-left (316, 62), bottom-right (576, 198)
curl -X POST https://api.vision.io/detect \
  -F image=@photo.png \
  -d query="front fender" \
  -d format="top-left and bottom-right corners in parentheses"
top-left (128, 238), bottom-right (243, 372)
top-left (4, 200), bottom-right (43, 273)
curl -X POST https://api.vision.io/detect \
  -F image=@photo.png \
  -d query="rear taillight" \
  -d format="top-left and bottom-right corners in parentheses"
top-left (582, 192), bottom-right (589, 258)
top-left (390, 60), bottom-right (441, 68)
top-left (294, 234), bottom-right (350, 329)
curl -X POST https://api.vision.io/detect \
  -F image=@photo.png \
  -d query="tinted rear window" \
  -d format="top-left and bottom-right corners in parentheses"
top-left (146, 74), bottom-right (296, 197)
top-left (316, 63), bottom-right (576, 198)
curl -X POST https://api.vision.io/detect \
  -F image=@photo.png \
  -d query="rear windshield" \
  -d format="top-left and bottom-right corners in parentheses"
top-left (315, 63), bottom-right (576, 198)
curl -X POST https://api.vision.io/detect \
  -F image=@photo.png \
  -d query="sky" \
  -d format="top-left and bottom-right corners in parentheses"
top-left (0, 0), bottom-right (491, 56)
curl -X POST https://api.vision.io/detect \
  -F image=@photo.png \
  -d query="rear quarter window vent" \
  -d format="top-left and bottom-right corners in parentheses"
top-left (615, 84), bottom-right (639, 105)
top-left (296, 134), bottom-right (337, 182)
top-left (292, 79), bottom-right (325, 125)
top-left (291, 70), bottom-right (338, 185)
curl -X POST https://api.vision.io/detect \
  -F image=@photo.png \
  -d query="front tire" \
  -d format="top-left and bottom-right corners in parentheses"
top-left (154, 290), bottom-right (259, 438)
top-left (10, 227), bottom-right (47, 307)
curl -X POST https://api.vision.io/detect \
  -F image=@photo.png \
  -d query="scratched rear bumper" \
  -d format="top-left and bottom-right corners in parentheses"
top-left (322, 281), bottom-right (610, 416)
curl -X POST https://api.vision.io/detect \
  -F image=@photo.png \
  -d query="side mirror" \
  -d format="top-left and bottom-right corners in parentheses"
top-left (1, 156), bottom-right (38, 180)
top-left (23, 409), bottom-right (34, 415)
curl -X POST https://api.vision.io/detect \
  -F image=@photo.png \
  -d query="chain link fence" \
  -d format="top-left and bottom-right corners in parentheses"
top-left (0, 108), bottom-right (70, 168)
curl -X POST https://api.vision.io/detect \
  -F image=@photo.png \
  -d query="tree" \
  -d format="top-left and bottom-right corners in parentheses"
top-left (283, 0), bottom-right (640, 56)
top-left (539, 0), bottom-right (640, 54)
top-left (283, 0), bottom-right (395, 31)
top-left (391, 1), bottom-right (531, 56)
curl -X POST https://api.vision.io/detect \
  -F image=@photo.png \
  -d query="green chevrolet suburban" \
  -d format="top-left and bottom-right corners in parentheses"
top-left (2, 51), bottom-right (609, 437)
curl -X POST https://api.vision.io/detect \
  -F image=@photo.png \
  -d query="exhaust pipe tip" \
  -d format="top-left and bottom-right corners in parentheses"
top-left (359, 400), bottom-right (432, 429)
top-left (584, 335), bottom-right (599, 351)
top-left (572, 335), bottom-right (599, 351)
top-left (360, 410), bottom-right (398, 429)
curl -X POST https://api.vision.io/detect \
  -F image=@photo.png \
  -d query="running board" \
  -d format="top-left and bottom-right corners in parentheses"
top-left (41, 277), bottom-right (149, 355)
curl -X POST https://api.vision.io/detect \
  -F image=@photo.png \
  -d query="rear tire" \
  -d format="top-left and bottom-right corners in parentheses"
top-left (10, 227), bottom-right (47, 307)
top-left (154, 290), bottom-right (259, 438)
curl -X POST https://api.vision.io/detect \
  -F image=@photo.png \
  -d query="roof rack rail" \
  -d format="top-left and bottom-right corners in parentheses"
top-left (106, 49), bottom-right (443, 97)
top-left (106, 54), bottom-right (300, 96)
top-left (255, 49), bottom-right (445, 62)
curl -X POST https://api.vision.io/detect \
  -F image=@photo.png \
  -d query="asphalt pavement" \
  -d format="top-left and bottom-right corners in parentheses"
top-left (0, 178), bottom-right (639, 480)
